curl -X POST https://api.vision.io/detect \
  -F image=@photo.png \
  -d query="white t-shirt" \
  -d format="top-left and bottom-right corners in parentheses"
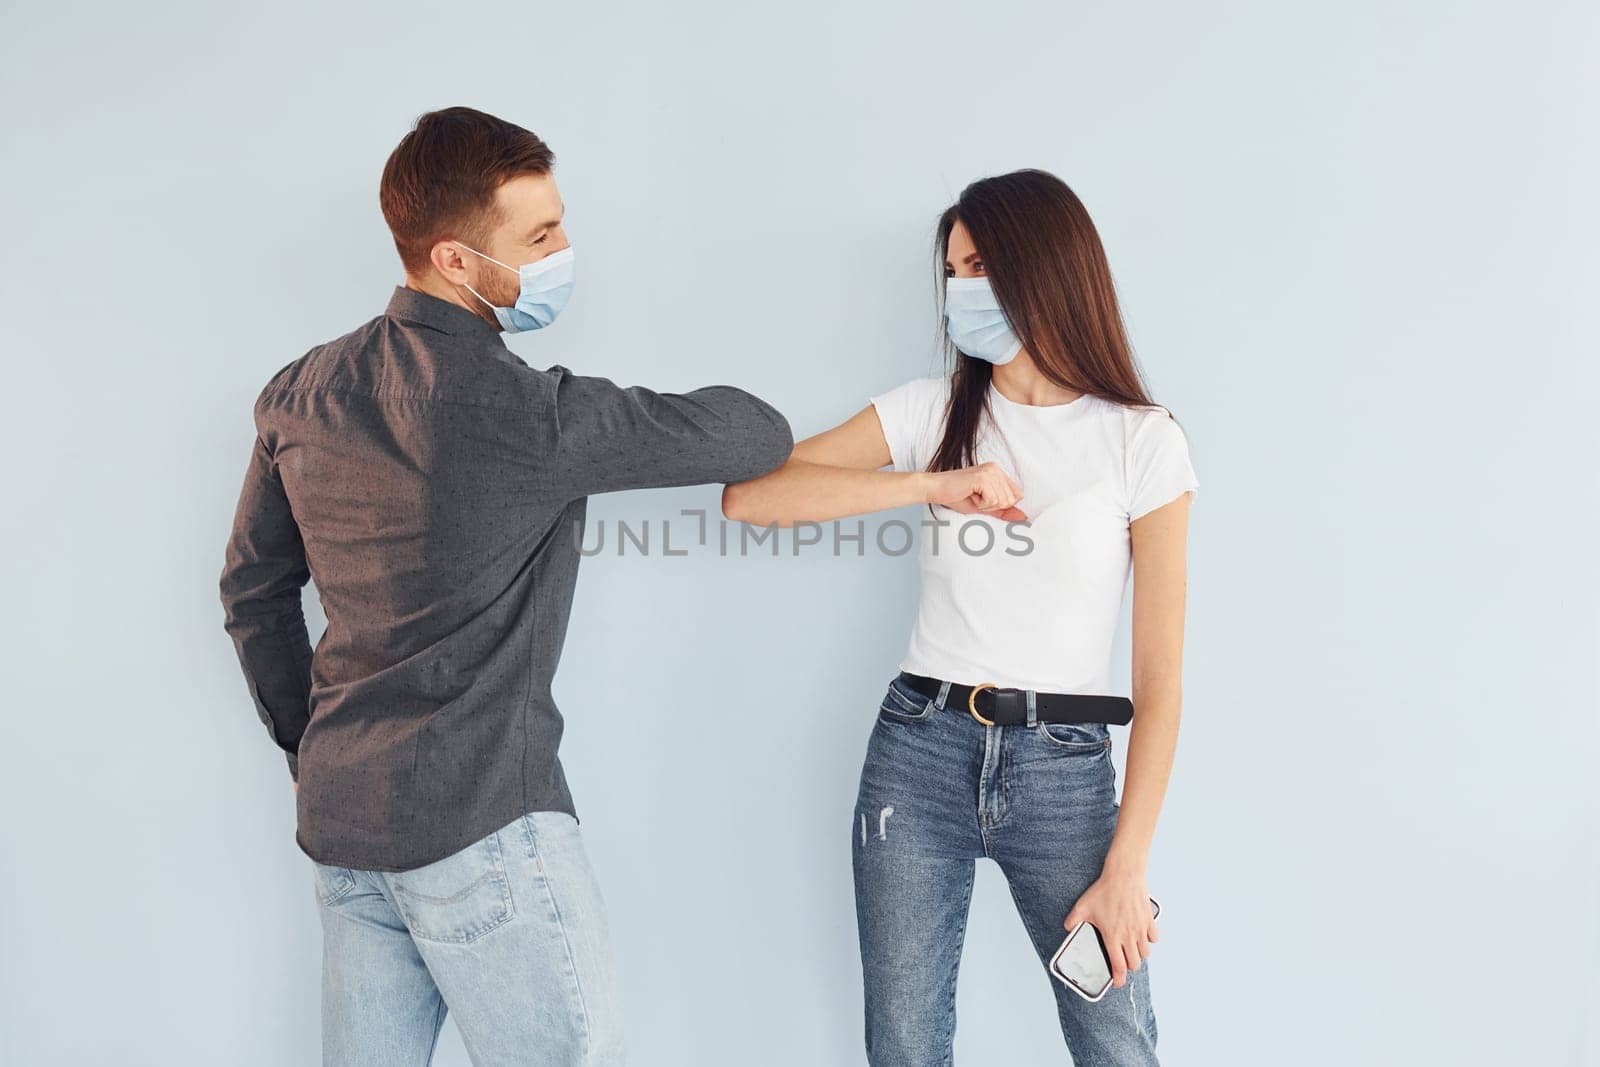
top-left (869, 377), bottom-right (1198, 695)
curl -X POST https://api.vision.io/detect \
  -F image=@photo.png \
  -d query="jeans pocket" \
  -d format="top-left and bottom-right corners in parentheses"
top-left (877, 678), bottom-right (933, 724)
top-left (1037, 721), bottom-right (1113, 752)
top-left (312, 862), bottom-right (357, 906)
top-left (387, 828), bottom-right (516, 944)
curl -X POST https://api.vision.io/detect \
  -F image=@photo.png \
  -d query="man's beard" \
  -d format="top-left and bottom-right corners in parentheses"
top-left (471, 263), bottom-right (519, 311)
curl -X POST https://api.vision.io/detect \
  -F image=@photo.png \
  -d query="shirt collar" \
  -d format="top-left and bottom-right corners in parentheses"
top-left (385, 285), bottom-right (511, 349)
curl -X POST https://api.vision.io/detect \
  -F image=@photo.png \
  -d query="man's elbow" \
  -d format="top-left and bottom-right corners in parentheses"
top-left (218, 571), bottom-right (241, 630)
top-left (218, 569), bottom-right (270, 639)
top-left (742, 415), bottom-right (793, 482)
top-left (695, 389), bottom-right (793, 487)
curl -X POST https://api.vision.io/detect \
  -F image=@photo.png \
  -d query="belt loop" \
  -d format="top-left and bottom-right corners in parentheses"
top-left (1026, 689), bottom-right (1038, 728)
top-left (936, 680), bottom-right (952, 710)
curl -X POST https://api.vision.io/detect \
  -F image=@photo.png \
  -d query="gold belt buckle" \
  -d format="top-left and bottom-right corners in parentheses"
top-left (967, 682), bottom-right (998, 726)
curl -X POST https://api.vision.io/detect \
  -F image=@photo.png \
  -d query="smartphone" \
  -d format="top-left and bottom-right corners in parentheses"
top-left (1048, 896), bottom-right (1161, 1003)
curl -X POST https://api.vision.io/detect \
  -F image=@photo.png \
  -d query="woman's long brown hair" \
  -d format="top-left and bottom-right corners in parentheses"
top-left (929, 169), bottom-right (1155, 472)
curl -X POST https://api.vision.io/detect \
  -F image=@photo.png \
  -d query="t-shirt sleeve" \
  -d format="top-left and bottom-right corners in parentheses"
top-left (868, 377), bottom-right (947, 472)
top-left (1125, 407), bottom-right (1199, 521)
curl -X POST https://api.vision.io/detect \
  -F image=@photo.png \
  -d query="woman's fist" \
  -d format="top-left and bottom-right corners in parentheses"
top-left (924, 462), bottom-right (1027, 522)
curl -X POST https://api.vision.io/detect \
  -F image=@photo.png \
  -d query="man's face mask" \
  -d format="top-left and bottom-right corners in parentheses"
top-left (944, 274), bottom-right (1022, 365)
top-left (458, 243), bottom-right (576, 333)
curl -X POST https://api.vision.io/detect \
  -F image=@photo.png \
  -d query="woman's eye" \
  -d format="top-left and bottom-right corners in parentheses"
top-left (533, 234), bottom-right (548, 245)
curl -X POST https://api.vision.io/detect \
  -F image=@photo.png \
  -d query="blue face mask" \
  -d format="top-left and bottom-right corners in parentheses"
top-left (944, 275), bottom-right (1022, 365)
top-left (458, 243), bottom-right (576, 333)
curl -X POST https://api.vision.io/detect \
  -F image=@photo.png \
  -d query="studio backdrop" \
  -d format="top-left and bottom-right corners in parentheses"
top-left (2, 1), bottom-right (1596, 1064)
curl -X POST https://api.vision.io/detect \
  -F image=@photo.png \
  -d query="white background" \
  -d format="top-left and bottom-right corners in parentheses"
top-left (2, 1), bottom-right (1596, 1063)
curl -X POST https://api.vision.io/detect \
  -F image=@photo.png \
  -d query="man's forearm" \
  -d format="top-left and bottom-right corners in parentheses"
top-left (221, 430), bottom-right (315, 779)
top-left (220, 594), bottom-right (313, 779)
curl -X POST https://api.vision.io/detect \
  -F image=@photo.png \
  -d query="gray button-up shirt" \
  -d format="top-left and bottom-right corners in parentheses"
top-left (219, 286), bottom-right (792, 871)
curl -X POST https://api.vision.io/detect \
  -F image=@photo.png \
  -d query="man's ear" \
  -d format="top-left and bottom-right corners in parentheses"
top-left (430, 240), bottom-right (470, 284)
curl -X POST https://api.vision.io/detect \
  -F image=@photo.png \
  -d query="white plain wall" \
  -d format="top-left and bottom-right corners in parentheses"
top-left (2, 1), bottom-right (1596, 1064)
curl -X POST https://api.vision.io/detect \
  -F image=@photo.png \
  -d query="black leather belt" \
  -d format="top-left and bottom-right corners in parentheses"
top-left (897, 672), bottom-right (1133, 727)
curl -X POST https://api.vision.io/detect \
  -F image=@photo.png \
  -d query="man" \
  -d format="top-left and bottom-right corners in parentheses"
top-left (218, 106), bottom-right (793, 1065)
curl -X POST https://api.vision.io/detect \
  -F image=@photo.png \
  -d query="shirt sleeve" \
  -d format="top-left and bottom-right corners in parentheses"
top-left (869, 377), bottom-right (946, 472)
top-left (545, 370), bottom-right (794, 499)
top-left (218, 431), bottom-right (314, 781)
top-left (1124, 406), bottom-right (1199, 521)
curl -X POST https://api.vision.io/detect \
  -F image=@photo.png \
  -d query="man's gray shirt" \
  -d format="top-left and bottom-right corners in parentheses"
top-left (219, 286), bottom-right (793, 871)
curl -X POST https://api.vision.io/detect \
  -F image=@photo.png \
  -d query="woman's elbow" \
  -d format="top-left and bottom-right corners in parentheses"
top-left (721, 481), bottom-right (761, 524)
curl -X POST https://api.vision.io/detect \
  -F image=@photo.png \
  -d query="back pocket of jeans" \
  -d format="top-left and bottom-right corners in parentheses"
top-left (387, 829), bottom-right (515, 944)
top-left (312, 862), bottom-right (357, 906)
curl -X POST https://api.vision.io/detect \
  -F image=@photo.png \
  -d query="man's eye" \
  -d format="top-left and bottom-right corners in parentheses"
top-left (533, 234), bottom-right (548, 245)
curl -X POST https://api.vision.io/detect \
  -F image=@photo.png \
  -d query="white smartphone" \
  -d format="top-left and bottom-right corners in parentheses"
top-left (1048, 896), bottom-right (1161, 1003)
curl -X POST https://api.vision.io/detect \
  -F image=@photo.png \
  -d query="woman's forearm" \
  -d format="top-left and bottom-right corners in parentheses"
top-left (1103, 676), bottom-right (1181, 876)
top-left (722, 458), bottom-right (930, 527)
top-left (1108, 494), bottom-right (1190, 877)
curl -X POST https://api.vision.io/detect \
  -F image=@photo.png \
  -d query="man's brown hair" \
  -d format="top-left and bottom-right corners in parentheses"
top-left (379, 107), bottom-right (556, 276)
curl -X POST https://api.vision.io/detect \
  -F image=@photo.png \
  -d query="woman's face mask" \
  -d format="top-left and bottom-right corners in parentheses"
top-left (458, 243), bottom-right (576, 333)
top-left (944, 275), bottom-right (1022, 365)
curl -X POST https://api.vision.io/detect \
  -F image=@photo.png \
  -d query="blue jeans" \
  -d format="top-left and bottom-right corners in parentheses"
top-left (312, 811), bottom-right (625, 1066)
top-left (853, 675), bottom-right (1159, 1066)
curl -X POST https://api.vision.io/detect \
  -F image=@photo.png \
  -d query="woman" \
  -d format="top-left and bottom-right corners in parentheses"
top-left (723, 169), bottom-right (1195, 1066)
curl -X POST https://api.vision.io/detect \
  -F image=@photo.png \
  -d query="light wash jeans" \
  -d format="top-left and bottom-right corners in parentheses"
top-left (312, 810), bottom-right (625, 1066)
top-left (853, 674), bottom-right (1159, 1066)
